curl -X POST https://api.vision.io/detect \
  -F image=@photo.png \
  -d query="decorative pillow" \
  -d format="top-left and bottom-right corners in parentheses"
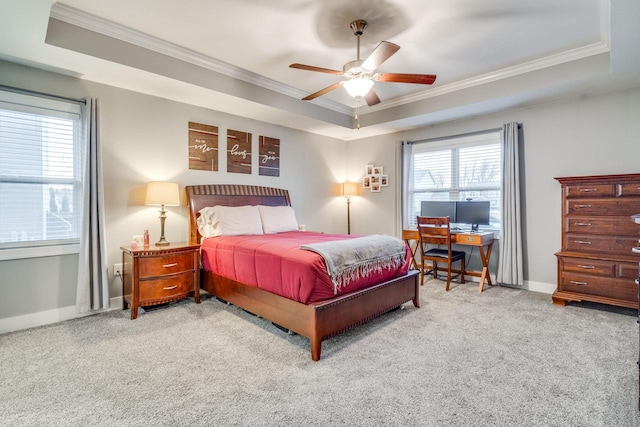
top-left (258, 205), bottom-right (299, 234)
top-left (197, 205), bottom-right (264, 237)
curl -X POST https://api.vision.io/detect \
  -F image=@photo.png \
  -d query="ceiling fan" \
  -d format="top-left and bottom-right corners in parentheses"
top-left (290, 19), bottom-right (437, 106)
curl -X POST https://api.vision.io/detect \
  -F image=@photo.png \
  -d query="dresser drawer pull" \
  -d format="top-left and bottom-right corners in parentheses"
top-left (577, 265), bottom-right (595, 269)
top-left (579, 188), bottom-right (598, 192)
top-left (574, 222), bottom-right (592, 226)
top-left (574, 240), bottom-right (592, 245)
top-left (574, 204), bottom-right (592, 208)
top-left (570, 280), bottom-right (587, 285)
top-left (163, 263), bottom-right (178, 268)
top-left (162, 285), bottom-right (178, 290)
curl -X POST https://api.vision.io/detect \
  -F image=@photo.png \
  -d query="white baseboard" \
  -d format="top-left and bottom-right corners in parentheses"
top-left (0, 296), bottom-right (123, 335)
top-left (524, 280), bottom-right (556, 294)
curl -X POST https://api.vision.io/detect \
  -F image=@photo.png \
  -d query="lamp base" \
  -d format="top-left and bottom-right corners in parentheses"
top-left (155, 240), bottom-right (170, 246)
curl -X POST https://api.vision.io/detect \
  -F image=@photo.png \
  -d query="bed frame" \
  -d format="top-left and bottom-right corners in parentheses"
top-left (185, 184), bottom-right (420, 361)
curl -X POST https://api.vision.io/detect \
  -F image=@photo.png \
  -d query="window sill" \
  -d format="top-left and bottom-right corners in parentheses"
top-left (0, 243), bottom-right (80, 261)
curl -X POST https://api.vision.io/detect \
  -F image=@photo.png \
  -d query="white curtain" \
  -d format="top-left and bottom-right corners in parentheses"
top-left (76, 98), bottom-right (109, 313)
top-left (497, 122), bottom-right (524, 286)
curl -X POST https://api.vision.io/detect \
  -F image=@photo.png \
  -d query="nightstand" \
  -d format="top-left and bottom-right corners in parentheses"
top-left (121, 242), bottom-right (200, 319)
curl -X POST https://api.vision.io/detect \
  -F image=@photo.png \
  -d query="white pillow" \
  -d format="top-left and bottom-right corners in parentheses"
top-left (258, 205), bottom-right (299, 234)
top-left (197, 205), bottom-right (264, 237)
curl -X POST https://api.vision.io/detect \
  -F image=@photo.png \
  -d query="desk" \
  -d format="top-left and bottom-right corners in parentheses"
top-left (403, 229), bottom-right (494, 293)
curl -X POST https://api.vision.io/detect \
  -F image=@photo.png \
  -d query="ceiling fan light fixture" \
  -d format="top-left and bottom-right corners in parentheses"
top-left (343, 77), bottom-right (374, 98)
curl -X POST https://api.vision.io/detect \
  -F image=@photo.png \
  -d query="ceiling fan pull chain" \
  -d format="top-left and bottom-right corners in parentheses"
top-left (355, 97), bottom-right (361, 130)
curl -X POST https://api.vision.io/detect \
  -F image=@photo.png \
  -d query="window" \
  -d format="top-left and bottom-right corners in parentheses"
top-left (404, 131), bottom-right (502, 231)
top-left (0, 90), bottom-right (84, 252)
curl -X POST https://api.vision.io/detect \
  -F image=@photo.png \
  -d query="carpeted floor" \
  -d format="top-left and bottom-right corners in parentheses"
top-left (1, 279), bottom-right (638, 426)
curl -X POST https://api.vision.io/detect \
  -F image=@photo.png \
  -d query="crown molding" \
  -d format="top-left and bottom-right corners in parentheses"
top-left (50, 3), bottom-right (610, 117)
top-left (49, 3), bottom-right (352, 115)
top-left (361, 41), bottom-right (611, 114)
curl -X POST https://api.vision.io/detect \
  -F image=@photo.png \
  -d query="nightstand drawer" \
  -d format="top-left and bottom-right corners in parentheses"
top-left (139, 251), bottom-right (195, 278)
top-left (139, 272), bottom-right (195, 301)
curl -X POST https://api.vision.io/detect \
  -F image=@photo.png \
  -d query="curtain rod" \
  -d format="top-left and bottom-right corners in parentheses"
top-left (0, 84), bottom-right (86, 105)
top-left (406, 126), bottom-right (505, 145)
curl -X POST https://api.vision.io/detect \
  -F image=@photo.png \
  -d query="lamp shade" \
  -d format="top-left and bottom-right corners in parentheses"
top-left (145, 182), bottom-right (180, 206)
top-left (342, 182), bottom-right (359, 197)
top-left (343, 78), bottom-right (374, 98)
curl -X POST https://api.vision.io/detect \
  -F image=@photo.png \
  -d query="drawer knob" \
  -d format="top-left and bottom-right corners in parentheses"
top-left (577, 265), bottom-right (595, 269)
top-left (579, 188), bottom-right (598, 192)
top-left (574, 240), bottom-right (592, 245)
top-left (574, 222), bottom-right (592, 227)
top-left (163, 263), bottom-right (178, 268)
top-left (162, 285), bottom-right (178, 290)
top-left (570, 280), bottom-right (587, 285)
top-left (574, 204), bottom-right (592, 208)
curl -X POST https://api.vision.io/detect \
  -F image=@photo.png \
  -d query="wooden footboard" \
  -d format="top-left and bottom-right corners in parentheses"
top-left (201, 270), bottom-right (420, 361)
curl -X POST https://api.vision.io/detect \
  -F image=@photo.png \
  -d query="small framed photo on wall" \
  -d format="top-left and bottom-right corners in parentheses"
top-left (381, 175), bottom-right (388, 186)
top-left (373, 166), bottom-right (383, 175)
top-left (363, 175), bottom-right (371, 188)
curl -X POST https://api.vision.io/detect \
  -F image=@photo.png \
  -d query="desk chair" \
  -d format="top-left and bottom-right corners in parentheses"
top-left (417, 216), bottom-right (466, 291)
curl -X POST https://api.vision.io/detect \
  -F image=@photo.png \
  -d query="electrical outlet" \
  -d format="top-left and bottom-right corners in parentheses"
top-left (113, 263), bottom-right (123, 277)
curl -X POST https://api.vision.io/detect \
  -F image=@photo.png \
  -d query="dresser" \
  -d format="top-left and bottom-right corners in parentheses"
top-left (633, 214), bottom-right (640, 410)
top-left (121, 242), bottom-right (201, 319)
top-left (553, 174), bottom-right (640, 309)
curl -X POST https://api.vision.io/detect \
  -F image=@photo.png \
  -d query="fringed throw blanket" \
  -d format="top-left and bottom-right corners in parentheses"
top-left (301, 235), bottom-right (406, 294)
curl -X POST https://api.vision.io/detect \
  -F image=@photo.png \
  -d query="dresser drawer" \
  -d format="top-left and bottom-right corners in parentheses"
top-left (619, 182), bottom-right (640, 197)
top-left (566, 217), bottom-right (639, 235)
top-left (139, 251), bottom-right (196, 278)
top-left (565, 184), bottom-right (615, 198)
top-left (567, 199), bottom-right (640, 216)
top-left (564, 234), bottom-right (639, 255)
top-left (618, 261), bottom-right (640, 279)
top-left (560, 272), bottom-right (636, 302)
top-left (561, 258), bottom-right (615, 277)
top-left (139, 272), bottom-right (195, 301)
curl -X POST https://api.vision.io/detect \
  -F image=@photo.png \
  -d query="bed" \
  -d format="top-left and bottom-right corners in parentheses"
top-left (186, 184), bottom-right (420, 361)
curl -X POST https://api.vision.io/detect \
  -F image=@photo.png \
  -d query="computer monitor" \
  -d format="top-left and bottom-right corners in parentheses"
top-left (455, 201), bottom-right (491, 231)
top-left (420, 201), bottom-right (457, 220)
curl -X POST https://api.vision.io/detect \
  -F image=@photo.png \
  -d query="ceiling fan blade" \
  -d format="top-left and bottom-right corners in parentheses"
top-left (361, 41), bottom-right (400, 71)
top-left (364, 89), bottom-right (381, 106)
top-left (302, 82), bottom-right (344, 101)
top-left (374, 73), bottom-right (437, 84)
top-left (290, 63), bottom-right (343, 75)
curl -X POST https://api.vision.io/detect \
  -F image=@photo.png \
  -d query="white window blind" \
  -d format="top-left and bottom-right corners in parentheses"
top-left (0, 90), bottom-right (83, 249)
top-left (405, 131), bottom-right (502, 230)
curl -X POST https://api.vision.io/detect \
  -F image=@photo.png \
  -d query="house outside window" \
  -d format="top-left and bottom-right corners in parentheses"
top-left (405, 131), bottom-right (502, 231)
top-left (0, 90), bottom-right (84, 256)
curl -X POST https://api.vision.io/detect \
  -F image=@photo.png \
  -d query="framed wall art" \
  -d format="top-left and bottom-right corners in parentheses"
top-left (227, 129), bottom-right (252, 174)
top-left (188, 122), bottom-right (219, 171)
top-left (259, 135), bottom-right (280, 177)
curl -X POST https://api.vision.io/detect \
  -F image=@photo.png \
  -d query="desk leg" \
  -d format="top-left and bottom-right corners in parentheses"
top-left (477, 242), bottom-right (493, 293)
top-left (404, 239), bottom-right (419, 270)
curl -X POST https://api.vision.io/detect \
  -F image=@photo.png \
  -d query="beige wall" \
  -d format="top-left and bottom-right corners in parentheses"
top-left (0, 60), bottom-right (347, 320)
top-left (2, 57), bottom-right (640, 325)
top-left (346, 87), bottom-right (640, 289)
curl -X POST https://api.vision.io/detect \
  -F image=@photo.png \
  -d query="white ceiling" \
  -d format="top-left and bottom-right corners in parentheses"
top-left (1, 0), bottom-right (639, 140)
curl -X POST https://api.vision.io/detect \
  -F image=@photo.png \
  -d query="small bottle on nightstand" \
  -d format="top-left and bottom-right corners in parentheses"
top-left (143, 230), bottom-right (150, 248)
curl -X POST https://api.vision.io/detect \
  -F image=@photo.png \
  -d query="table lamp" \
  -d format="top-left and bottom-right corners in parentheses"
top-left (342, 182), bottom-right (358, 234)
top-left (145, 181), bottom-right (180, 246)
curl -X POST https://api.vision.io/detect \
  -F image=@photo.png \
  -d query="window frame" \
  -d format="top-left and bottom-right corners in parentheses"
top-left (404, 131), bottom-right (502, 233)
top-left (0, 90), bottom-right (84, 260)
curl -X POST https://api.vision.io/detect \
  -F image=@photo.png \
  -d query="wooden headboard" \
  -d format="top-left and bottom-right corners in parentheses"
top-left (185, 184), bottom-right (292, 243)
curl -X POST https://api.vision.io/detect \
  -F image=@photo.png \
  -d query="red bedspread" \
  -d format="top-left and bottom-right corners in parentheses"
top-left (200, 231), bottom-right (410, 304)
